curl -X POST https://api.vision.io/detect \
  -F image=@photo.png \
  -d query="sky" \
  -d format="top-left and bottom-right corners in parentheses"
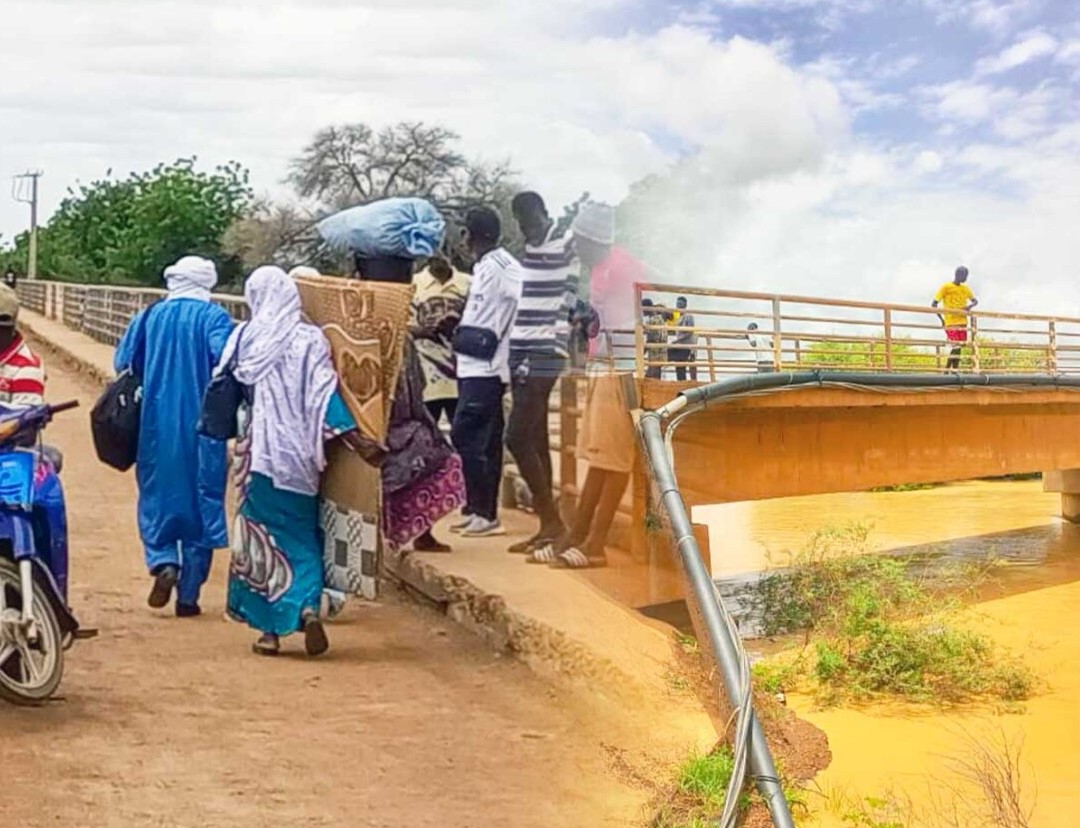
top-left (1, 0), bottom-right (1079, 310)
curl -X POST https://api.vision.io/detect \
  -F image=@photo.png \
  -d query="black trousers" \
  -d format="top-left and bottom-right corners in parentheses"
top-left (506, 352), bottom-right (564, 528)
top-left (669, 348), bottom-right (697, 382)
top-left (426, 398), bottom-right (458, 427)
top-left (451, 377), bottom-right (506, 521)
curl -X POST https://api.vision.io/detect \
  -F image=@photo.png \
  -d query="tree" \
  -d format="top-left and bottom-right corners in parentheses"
top-left (8, 158), bottom-right (252, 287)
top-left (279, 121), bottom-right (522, 271)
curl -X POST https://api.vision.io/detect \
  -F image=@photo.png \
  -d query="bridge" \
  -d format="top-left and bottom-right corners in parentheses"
top-left (614, 285), bottom-right (1080, 585)
top-left (17, 278), bottom-right (1080, 595)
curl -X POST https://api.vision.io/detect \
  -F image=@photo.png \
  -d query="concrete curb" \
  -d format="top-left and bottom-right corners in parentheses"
top-left (20, 317), bottom-right (115, 388)
top-left (384, 547), bottom-right (661, 705)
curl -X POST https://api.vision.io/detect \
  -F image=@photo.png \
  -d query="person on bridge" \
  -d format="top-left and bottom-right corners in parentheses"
top-left (0, 286), bottom-right (45, 406)
top-left (669, 296), bottom-right (698, 382)
top-left (505, 191), bottom-right (578, 553)
top-left (449, 207), bottom-right (523, 539)
top-left (932, 266), bottom-right (978, 372)
top-left (222, 266), bottom-right (362, 657)
top-left (115, 256), bottom-right (234, 618)
top-left (530, 202), bottom-right (641, 569)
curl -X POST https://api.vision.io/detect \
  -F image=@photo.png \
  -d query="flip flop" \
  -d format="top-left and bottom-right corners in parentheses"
top-left (527, 544), bottom-right (559, 565)
top-left (252, 633), bottom-right (280, 657)
top-left (551, 547), bottom-right (607, 569)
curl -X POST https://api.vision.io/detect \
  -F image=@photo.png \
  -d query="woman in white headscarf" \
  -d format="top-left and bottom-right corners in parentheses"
top-left (219, 266), bottom-right (361, 657)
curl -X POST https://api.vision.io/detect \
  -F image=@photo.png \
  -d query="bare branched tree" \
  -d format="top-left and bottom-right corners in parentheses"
top-left (282, 121), bottom-right (522, 270)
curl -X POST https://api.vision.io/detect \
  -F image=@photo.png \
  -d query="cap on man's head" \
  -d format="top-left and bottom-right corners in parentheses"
top-left (571, 201), bottom-right (616, 245)
top-left (956, 265), bottom-right (969, 279)
top-left (0, 284), bottom-right (20, 322)
top-left (748, 322), bottom-right (759, 330)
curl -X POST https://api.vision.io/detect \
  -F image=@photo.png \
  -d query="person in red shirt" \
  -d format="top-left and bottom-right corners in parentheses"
top-left (0, 285), bottom-right (45, 407)
top-left (530, 202), bottom-right (643, 569)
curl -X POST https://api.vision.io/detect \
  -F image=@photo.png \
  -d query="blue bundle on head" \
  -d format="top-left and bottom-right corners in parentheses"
top-left (317, 197), bottom-right (446, 259)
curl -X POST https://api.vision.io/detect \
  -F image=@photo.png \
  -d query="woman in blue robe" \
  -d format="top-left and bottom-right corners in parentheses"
top-left (219, 266), bottom-right (361, 656)
top-left (114, 256), bottom-right (235, 617)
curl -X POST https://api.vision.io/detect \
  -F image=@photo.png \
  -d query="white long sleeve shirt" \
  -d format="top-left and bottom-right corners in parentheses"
top-left (456, 248), bottom-right (523, 383)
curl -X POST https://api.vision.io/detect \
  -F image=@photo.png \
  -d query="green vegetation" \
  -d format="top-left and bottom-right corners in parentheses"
top-left (0, 159), bottom-right (252, 287)
top-left (870, 482), bottom-right (942, 493)
top-left (651, 747), bottom-right (745, 828)
top-left (651, 747), bottom-right (811, 827)
top-left (794, 338), bottom-right (1050, 373)
top-left (748, 523), bottom-right (1034, 706)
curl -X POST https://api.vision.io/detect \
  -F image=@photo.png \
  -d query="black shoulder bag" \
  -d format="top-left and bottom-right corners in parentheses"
top-left (452, 296), bottom-right (516, 361)
top-left (198, 325), bottom-right (251, 441)
top-left (90, 301), bottom-right (162, 472)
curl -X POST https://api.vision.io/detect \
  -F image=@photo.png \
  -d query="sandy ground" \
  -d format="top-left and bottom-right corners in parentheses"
top-left (0, 361), bottom-right (647, 828)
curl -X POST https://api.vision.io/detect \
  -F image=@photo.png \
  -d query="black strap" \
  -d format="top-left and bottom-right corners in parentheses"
top-left (131, 299), bottom-right (165, 377)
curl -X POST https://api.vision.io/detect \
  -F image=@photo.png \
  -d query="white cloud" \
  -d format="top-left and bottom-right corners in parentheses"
top-left (0, 0), bottom-right (846, 245)
top-left (922, 0), bottom-right (1041, 36)
top-left (3, 0), bottom-right (1079, 325)
top-left (975, 30), bottom-right (1058, 76)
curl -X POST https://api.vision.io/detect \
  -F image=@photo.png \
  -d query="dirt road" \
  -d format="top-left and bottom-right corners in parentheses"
top-left (0, 361), bottom-right (643, 827)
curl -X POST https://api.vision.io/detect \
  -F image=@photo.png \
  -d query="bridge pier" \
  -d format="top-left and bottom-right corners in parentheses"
top-left (1042, 470), bottom-right (1080, 523)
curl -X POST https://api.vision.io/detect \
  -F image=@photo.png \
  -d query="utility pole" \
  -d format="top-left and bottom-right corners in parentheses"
top-left (13, 171), bottom-right (42, 280)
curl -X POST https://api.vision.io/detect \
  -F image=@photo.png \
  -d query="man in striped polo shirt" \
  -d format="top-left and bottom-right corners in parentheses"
top-left (506, 192), bottom-right (579, 552)
top-left (0, 286), bottom-right (45, 407)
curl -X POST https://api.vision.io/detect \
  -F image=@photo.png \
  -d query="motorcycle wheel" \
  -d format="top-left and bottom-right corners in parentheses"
top-left (0, 558), bottom-right (64, 706)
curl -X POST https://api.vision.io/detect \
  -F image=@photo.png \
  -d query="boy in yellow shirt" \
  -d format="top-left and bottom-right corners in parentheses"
top-left (932, 266), bottom-right (978, 371)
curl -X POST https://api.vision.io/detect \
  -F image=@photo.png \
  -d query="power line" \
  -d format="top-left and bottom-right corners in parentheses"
top-left (12, 170), bottom-right (43, 280)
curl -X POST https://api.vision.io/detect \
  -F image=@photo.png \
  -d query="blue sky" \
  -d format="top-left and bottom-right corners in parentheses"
top-left (1, 0), bottom-right (1078, 310)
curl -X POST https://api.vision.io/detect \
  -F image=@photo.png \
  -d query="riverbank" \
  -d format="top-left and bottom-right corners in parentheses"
top-left (795, 575), bottom-right (1080, 827)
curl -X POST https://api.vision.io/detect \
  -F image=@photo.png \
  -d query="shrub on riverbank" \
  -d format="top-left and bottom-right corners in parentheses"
top-left (749, 522), bottom-right (1035, 706)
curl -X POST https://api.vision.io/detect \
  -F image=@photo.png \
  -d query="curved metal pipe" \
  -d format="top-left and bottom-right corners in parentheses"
top-left (638, 371), bottom-right (1080, 828)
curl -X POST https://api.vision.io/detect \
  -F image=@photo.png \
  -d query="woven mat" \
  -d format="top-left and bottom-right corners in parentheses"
top-left (295, 275), bottom-right (414, 442)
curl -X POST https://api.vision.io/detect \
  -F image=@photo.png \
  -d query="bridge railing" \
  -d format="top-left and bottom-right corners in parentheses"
top-left (630, 283), bottom-right (1080, 378)
top-left (16, 280), bottom-right (249, 346)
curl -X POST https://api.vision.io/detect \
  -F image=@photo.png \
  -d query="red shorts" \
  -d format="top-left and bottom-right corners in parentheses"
top-left (945, 327), bottom-right (968, 344)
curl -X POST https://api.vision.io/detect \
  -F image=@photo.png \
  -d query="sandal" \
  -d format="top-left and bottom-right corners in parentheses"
top-left (551, 547), bottom-right (607, 569)
top-left (303, 611), bottom-right (330, 657)
top-left (413, 532), bottom-right (452, 553)
top-left (527, 543), bottom-right (559, 565)
top-left (508, 532), bottom-right (545, 555)
top-left (252, 633), bottom-right (280, 657)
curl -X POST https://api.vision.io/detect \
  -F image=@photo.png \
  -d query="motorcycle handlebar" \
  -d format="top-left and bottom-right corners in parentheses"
top-left (48, 400), bottom-right (80, 415)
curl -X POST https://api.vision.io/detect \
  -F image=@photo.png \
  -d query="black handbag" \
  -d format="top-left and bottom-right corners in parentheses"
top-left (90, 301), bottom-right (162, 472)
top-left (90, 369), bottom-right (143, 471)
top-left (452, 324), bottom-right (500, 360)
top-left (198, 328), bottom-right (251, 441)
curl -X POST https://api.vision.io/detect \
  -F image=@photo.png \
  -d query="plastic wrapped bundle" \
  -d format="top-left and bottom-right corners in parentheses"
top-left (316, 197), bottom-right (446, 259)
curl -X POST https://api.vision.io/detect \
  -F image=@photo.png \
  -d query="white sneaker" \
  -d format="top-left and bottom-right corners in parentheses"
top-left (462, 518), bottom-right (507, 538)
top-left (449, 515), bottom-right (474, 533)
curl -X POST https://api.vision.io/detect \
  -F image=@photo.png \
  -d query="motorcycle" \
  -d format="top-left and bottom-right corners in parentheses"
top-left (0, 400), bottom-right (95, 705)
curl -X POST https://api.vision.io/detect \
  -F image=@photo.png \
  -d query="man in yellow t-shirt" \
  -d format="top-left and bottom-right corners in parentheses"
top-left (932, 266), bottom-right (978, 371)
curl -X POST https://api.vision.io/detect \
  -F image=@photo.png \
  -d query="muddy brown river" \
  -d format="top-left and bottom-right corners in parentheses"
top-left (695, 480), bottom-right (1079, 827)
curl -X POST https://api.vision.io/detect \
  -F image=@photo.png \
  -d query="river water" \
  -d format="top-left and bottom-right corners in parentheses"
top-left (689, 479), bottom-right (1080, 826)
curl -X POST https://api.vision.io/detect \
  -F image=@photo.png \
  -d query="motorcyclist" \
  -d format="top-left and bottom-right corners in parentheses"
top-left (0, 286), bottom-right (45, 407)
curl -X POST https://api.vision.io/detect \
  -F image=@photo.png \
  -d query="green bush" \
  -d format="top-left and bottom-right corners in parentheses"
top-left (749, 523), bottom-right (1035, 706)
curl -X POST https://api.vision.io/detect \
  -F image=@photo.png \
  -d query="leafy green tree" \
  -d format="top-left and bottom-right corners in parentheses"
top-left (6, 158), bottom-right (252, 287)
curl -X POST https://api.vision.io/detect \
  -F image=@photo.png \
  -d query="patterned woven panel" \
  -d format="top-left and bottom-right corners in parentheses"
top-left (294, 275), bottom-right (414, 442)
top-left (319, 441), bottom-right (382, 598)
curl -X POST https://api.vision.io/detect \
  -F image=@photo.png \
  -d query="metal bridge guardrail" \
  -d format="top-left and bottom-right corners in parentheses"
top-left (16, 280), bottom-right (249, 346)
top-left (628, 283), bottom-right (1080, 378)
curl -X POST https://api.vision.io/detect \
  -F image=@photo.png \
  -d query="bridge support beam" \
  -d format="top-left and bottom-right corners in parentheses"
top-left (1043, 470), bottom-right (1080, 523)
